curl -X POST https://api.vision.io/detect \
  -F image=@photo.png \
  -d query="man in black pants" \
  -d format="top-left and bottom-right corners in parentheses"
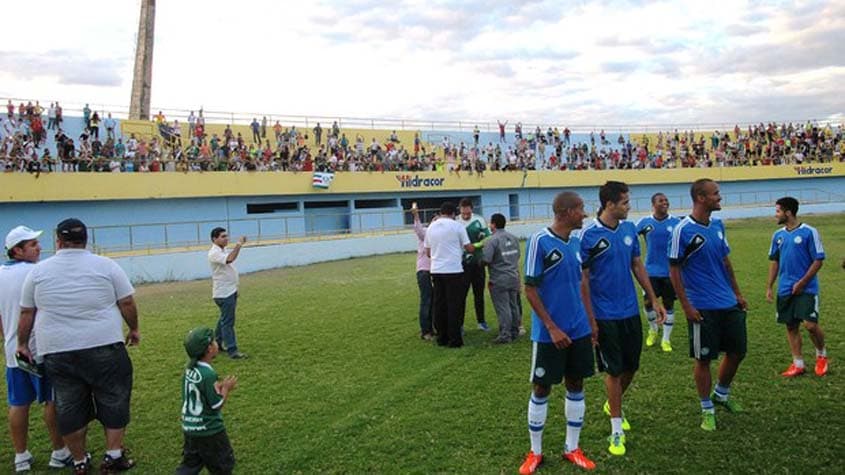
top-left (457, 198), bottom-right (492, 331)
top-left (424, 202), bottom-right (476, 348)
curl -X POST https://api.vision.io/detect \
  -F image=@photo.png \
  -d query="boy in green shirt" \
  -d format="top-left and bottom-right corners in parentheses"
top-left (176, 327), bottom-right (238, 475)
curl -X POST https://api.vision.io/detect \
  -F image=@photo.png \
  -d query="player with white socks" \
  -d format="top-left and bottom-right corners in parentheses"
top-left (636, 193), bottom-right (682, 352)
top-left (520, 192), bottom-right (597, 474)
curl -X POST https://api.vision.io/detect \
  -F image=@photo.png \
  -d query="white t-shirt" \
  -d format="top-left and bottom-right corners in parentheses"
top-left (424, 218), bottom-right (470, 274)
top-left (0, 261), bottom-right (36, 367)
top-left (19, 249), bottom-right (135, 355)
top-left (208, 245), bottom-right (239, 298)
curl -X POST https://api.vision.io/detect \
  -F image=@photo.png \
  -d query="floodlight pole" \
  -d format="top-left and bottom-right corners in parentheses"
top-left (129, 0), bottom-right (155, 120)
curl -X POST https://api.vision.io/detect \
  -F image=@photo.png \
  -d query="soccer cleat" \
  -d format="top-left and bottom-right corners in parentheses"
top-left (712, 394), bottom-right (743, 413)
top-left (15, 454), bottom-right (33, 473)
top-left (49, 452), bottom-right (75, 468)
top-left (518, 451), bottom-right (543, 475)
top-left (73, 461), bottom-right (90, 475)
top-left (563, 448), bottom-right (596, 471)
top-left (228, 351), bottom-right (249, 359)
top-left (603, 400), bottom-right (631, 431)
top-left (781, 363), bottom-right (805, 377)
top-left (815, 356), bottom-right (828, 376)
top-left (700, 411), bottom-right (716, 431)
top-left (100, 452), bottom-right (136, 473)
top-left (607, 433), bottom-right (626, 456)
top-left (478, 322), bottom-right (490, 331)
top-left (661, 340), bottom-right (673, 352)
top-left (519, 326), bottom-right (527, 336)
top-left (646, 330), bottom-right (659, 347)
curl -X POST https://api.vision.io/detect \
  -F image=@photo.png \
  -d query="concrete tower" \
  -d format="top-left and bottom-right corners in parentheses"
top-left (129, 0), bottom-right (155, 120)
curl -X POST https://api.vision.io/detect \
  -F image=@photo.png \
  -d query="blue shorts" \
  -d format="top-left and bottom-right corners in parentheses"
top-left (6, 366), bottom-right (54, 406)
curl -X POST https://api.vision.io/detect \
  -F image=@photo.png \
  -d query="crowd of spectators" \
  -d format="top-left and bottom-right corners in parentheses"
top-left (1, 99), bottom-right (843, 174)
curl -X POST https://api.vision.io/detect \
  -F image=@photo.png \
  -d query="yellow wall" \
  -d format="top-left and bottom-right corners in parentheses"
top-left (2, 163), bottom-right (843, 202)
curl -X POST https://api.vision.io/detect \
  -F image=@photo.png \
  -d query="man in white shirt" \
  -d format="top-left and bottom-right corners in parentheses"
top-left (208, 228), bottom-right (248, 359)
top-left (17, 218), bottom-right (139, 474)
top-left (0, 226), bottom-right (71, 472)
top-left (424, 202), bottom-right (475, 348)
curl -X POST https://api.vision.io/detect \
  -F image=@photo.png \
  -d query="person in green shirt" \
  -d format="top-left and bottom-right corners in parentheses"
top-left (457, 198), bottom-right (492, 331)
top-left (176, 327), bottom-right (238, 475)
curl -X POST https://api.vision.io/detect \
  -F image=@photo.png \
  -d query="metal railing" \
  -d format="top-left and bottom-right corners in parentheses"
top-left (3, 96), bottom-right (841, 134)
top-left (50, 187), bottom-right (841, 256)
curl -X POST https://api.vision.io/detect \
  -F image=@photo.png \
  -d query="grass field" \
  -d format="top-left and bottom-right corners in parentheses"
top-left (3, 214), bottom-right (844, 474)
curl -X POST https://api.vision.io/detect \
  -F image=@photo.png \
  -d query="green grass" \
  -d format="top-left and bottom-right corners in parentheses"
top-left (4, 214), bottom-right (844, 474)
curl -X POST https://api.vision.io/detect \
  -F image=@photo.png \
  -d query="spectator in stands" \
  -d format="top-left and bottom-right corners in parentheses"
top-left (313, 122), bottom-right (323, 146)
top-left (104, 113), bottom-right (116, 140)
top-left (16, 218), bottom-right (139, 474)
top-left (82, 104), bottom-right (91, 131)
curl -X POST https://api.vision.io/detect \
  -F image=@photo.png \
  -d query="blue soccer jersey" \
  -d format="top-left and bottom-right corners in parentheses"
top-left (669, 216), bottom-right (737, 310)
top-left (579, 219), bottom-right (640, 320)
top-left (636, 214), bottom-right (681, 278)
top-left (768, 223), bottom-right (825, 296)
top-left (524, 228), bottom-right (592, 343)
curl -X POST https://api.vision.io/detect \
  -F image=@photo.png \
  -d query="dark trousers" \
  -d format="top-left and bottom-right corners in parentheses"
top-left (175, 430), bottom-right (235, 475)
top-left (432, 273), bottom-right (465, 347)
top-left (213, 292), bottom-right (239, 354)
top-left (460, 262), bottom-right (486, 325)
top-left (416, 270), bottom-right (433, 335)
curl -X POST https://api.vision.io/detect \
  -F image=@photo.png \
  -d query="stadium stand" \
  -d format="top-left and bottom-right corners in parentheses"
top-left (2, 98), bottom-right (842, 174)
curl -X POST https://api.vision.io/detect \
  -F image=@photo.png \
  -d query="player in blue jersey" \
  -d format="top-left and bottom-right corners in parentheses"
top-left (636, 193), bottom-right (682, 352)
top-left (580, 181), bottom-right (665, 456)
top-left (669, 179), bottom-right (748, 432)
top-left (765, 197), bottom-right (828, 377)
top-left (519, 191), bottom-right (597, 474)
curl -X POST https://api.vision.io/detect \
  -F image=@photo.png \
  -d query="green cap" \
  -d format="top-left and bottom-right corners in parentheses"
top-left (184, 326), bottom-right (214, 359)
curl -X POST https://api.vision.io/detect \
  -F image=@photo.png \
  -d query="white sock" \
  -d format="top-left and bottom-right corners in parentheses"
top-left (611, 417), bottom-right (624, 435)
top-left (52, 447), bottom-right (71, 459)
top-left (817, 348), bottom-right (827, 358)
top-left (528, 394), bottom-right (548, 454)
top-left (663, 311), bottom-right (675, 341)
top-left (565, 391), bottom-right (585, 452)
top-left (14, 451), bottom-right (32, 463)
top-left (646, 309), bottom-right (658, 332)
top-left (794, 357), bottom-right (805, 369)
top-left (106, 449), bottom-right (122, 459)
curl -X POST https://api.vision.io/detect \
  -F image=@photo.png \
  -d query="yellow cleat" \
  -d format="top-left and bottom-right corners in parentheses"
top-left (646, 330), bottom-right (659, 347)
top-left (607, 433), bottom-right (626, 456)
top-left (661, 340), bottom-right (673, 352)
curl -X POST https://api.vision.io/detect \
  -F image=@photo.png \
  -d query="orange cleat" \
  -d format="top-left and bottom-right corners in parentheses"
top-left (815, 356), bottom-right (828, 376)
top-left (519, 451), bottom-right (544, 475)
top-left (781, 363), bottom-right (805, 377)
top-left (563, 448), bottom-right (596, 471)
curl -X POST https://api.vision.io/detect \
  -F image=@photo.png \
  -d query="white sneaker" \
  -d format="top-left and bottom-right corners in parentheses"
top-left (15, 454), bottom-right (33, 473)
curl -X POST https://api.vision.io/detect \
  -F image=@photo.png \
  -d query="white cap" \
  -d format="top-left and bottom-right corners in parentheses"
top-left (5, 226), bottom-right (43, 251)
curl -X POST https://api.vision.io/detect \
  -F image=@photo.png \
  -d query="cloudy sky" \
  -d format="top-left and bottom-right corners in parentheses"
top-left (1, 0), bottom-right (843, 128)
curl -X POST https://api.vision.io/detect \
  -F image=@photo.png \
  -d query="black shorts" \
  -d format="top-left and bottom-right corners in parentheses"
top-left (689, 306), bottom-right (747, 361)
top-left (530, 336), bottom-right (595, 386)
top-left (644, 277), bottom-right (676, 310)
top-left (596, 316), bottom-right (643, 376)
top-left (43, 342), bottom-right (133, 435)
top-left (776, 294), bottom-right (819, 327)
top-left (176, 430), bottom-right (235, 475)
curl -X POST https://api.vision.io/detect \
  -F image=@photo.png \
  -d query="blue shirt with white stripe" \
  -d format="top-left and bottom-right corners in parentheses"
top-left (669, 216), bottom-right (737, 310)
top-left (524, 228), bottom-right (591, 343)
top-left (636, 214), bottom-right (681, 278)
top-left (768, 223), bottom-right (825, 296)
top-left (579, 218), bottom-right (640, 320)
